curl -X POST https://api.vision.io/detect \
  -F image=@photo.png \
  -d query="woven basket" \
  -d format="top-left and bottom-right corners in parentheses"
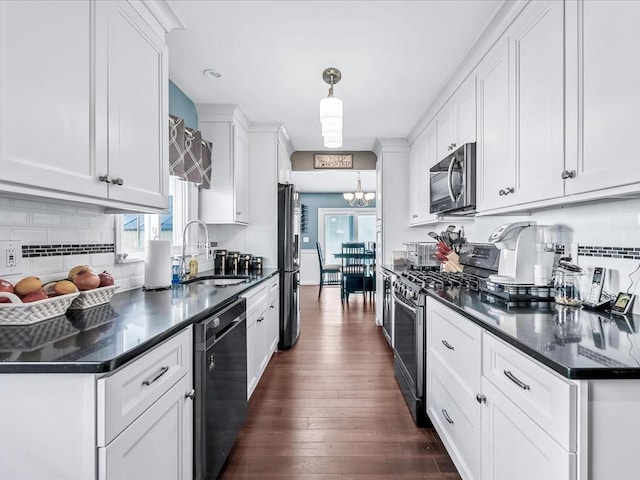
top-left (0, 292), bottom-right (81, 325)
top-left (68, 285), bottom-right (120, 310)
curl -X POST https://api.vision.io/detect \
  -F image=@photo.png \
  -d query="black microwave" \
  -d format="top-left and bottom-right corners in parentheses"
top-left (429, 143), bottom-right (476, 215)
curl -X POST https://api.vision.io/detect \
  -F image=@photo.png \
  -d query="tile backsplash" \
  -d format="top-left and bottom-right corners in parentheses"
top-left (0, 195), bottom-right (144, 290)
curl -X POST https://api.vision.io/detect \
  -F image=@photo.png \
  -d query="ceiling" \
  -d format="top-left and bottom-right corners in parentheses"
top-left (165, 0), bottom-right (503, 154)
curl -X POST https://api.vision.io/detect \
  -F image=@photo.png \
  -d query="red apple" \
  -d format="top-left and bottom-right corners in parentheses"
top-left (98, 270), bottom-right (115, 287)
top-left (0, 279), bottom-right (14, 303)
top-left (21, 289), bottom-right (48, 303)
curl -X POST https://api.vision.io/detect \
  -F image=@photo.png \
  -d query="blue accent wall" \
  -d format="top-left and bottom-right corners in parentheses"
top-left (299, 193), bottom-right (376, 247)
top-left (169, 80), bottom-right (198, 129)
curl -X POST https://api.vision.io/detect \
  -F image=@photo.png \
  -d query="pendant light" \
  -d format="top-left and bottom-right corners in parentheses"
top-left (320, 67), bottom-right (343, 149)
top-left (343, 172), bottom-right (375, 207)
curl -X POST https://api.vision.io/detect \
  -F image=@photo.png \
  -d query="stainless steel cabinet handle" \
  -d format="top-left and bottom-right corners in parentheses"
top-left (561, 170), bottom-right (576, 179)
top-left (412, 214), bottom-right (418, 218)
top-left (270, 305), bottom-right (275, 309)
top-left (142, 365), bottom-right (169, 386)
top-left (476, 393), bottom-right (486, 404)
top-left (257, 316), bottom-right (265, 322)
top-left (208, 353), bottom-right (216, 371)
top-left (236, 211), bottom-right (242, 215)
top-left (499, 187), bottom-right (515, 196)
top-left (111, 177), bottom-right (124, 186)
top-left (442, 409), bottom-right (454, 425)
top-left (185, 389), bottom-right (196, 400)
top-left (504, 370), bottom-right (531, 391)
top-left (99, 175), bottom-right (111, 183)
top-left (441, 339), bottom-right (455, 350)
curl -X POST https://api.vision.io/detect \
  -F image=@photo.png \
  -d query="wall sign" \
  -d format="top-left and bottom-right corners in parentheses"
top-left (313, 154), bottom-right (353, 169)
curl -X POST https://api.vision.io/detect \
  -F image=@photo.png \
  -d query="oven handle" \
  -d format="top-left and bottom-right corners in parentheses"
top-left (392, 290), bottom-right (417, 314)
top-left (447, 156), bottom-right (457, 202)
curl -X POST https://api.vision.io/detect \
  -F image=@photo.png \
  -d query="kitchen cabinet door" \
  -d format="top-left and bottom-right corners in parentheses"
top-left (95, 0), bottom-right (168, 209)
top-left (481, 377), bottom-right (576, 480)
top-left (436, 76), bottom-right (476, 162)
top-left (564, 0), bottom-right (640, 195)
top-left (98, 374), bottom-right (193, 480)
top-left (510, 0), bottom-right (565, 205)
top-left (199, 117), bottom-right (250, 224)
top-left (0, 1), bottom-right (105, 199)
top-left (267, 279), bottom-right (280, 355)
top-left (409, 127), bottom-right (430, 225)
top-left (476, 36), bottom-right (515, 211)
top-left (246, 316), bottom-right (257, 399)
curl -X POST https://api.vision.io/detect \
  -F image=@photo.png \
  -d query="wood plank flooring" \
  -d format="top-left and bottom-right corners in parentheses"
top-left (219, 285), bottom-right (461, 480)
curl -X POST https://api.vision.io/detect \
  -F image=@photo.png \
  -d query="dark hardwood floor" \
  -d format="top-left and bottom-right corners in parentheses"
top-left (219, 285), bottom-right (461, 480)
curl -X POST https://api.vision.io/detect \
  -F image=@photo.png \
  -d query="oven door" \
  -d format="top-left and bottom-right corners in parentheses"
top-left (381, 273), bottom-right (393, 348)
top-left (392, 286), bottom-right (428, 426)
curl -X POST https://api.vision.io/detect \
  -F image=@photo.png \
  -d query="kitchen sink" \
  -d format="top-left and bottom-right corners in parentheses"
top-left (181, 275), bottom-right (251, 287)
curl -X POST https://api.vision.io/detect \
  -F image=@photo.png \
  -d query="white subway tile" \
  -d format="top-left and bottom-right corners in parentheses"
top-left (63, 215), bottom-right (90, 228)
top-left (0, 210), bottom-right (28, 225)
top-left (130, 274), bottom-right (144, 288)
top-left (30, 256), bottom-right (64, 274)
top-left (608, 212), bottom-right (637, 230)
top-left (46, 203), bottom-right (77, 213)
top-left (32, 212), bottom-right (64, 226)
top-left (11, 228), bottom-right (47, 243)
top-left (12, 198), bottom-right (47, 210)
top-left (78, 229), bottom-right (101, 243)
top-left (101, 229), bottom-right (115, 243)
top-left (48, 228), bottom-right (78, 244)
top-left (0, 228), bottom-right (9, 240)
top-left (90, 252), bottom-right (116, 268)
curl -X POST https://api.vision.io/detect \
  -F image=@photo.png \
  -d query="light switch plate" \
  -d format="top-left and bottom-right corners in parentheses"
top-left (0, 241), bottom-right (23, 276)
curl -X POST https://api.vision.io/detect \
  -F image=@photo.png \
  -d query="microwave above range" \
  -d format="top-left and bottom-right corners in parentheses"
top-left (429, 143), bottom-right (476, 215)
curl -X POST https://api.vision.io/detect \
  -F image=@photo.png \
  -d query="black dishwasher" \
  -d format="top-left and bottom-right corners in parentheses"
top-left (194, 297), bottom-right (247, 480)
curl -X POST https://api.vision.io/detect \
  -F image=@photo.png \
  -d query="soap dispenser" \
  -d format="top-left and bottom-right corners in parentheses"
top-left (189, 255), bottom-right (199, 278)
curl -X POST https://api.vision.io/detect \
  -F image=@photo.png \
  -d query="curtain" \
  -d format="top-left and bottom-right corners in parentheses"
top-left (168, 115), bottom-right (212, 188)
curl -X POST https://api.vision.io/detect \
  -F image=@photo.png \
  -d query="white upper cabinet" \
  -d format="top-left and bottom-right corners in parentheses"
top-left (509, 0), bottom-right (564, 205)
top-left (476, 0), bottom-right (564, 212)
top-left (95, 0), bottom-right (168, 209)
top-left (198, 106), bottom-right (250, 224)
top-left (409, 127), bottom-right (428, 225)
top-left (564, 0), bottom-right (640, 195)
top-left (0, 0), bottom-right (169, 211)
top-left (0, 1), bottom-right (103, 198)
top-left (476, 36), bottom-right (514, 211)
top-left (436, 76), bottom-right (477, 161)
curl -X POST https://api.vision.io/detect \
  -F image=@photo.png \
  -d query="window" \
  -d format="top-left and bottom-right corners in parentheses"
top-left (318, 208), bottom-right (376, 264)
top-left (115, 176), bottom-right (190, 261)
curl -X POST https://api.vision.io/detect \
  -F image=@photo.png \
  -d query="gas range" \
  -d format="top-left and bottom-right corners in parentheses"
top-left (398, 268), bottom-right (483, 292)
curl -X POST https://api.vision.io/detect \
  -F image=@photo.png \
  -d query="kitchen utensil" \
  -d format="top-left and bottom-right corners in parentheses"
top-left (446, 225), bottom-right (456, 233)
top-left (434, 251), bottom-right (449, 263)
top-left (437, 241), bottom-right (452, 254)
top-left (428, 232), bottom-right (441, 241)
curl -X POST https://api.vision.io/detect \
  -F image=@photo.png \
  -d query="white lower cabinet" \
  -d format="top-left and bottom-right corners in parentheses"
top-left (481, 377), bottom-right (575, 480)
top-left (244, 277), bottom-right (279, 398)
top-left (97, 328), bottom-right (194, 480)
top-left (98, 374), bottom-right (193, 480)
top-left (427, 299), bottom-right (482, 480)
top-left (426, 300), bottom-right (580, 480)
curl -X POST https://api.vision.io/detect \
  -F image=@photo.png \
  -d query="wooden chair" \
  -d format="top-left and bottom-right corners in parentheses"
top-left (340, 242), bottom-right (367, 304)
top-left (316, 241), bottom-right (341, 298)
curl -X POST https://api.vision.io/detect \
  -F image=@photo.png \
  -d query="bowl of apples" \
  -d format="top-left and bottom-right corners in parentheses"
top-left (65, 266), bottom-right (120, 310)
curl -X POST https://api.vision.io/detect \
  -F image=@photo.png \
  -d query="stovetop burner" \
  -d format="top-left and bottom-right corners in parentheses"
top-left (397, 269), bottom-right (484, 293)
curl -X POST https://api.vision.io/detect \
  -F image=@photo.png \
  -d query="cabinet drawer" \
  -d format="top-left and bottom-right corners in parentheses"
top-left (97, 328), bottom-right (192, 446)
top-left (482, 332), bottom-right (576, 450)
top-left (428, 300), bottom-right (482, 392)
top-left (428, 366), bottom-right (481, 480)
top-left (243, 282), bottom-right (270, 317)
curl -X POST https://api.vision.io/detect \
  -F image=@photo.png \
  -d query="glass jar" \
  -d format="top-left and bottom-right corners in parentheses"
top-left (553, 304), bottom-right (582, 343)
top-left (554, 263), bottom-right (585, 306)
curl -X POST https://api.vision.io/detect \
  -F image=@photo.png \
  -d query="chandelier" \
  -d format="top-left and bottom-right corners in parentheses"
top-left (343, 172), bottom-right (375, 207)
top-left (319, 67), bottom-right (343, 149)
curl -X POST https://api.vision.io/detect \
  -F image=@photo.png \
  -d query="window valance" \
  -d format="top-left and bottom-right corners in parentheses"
top-left (169, 114), bottom-right (211, 188)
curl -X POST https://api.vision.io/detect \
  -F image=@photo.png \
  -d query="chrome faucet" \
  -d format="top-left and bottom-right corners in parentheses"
top-left (181, 220), bottom-right (210, 278)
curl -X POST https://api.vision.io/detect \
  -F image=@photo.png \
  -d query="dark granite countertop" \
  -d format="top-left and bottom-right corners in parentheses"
top-left (0, 269), bottom-right (278, 374)
top-left (381, 264), bottom-right (640, 380)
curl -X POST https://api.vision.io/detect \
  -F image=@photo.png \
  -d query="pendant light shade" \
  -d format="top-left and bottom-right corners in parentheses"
top-left (320, 68), bottom-right (343, 149)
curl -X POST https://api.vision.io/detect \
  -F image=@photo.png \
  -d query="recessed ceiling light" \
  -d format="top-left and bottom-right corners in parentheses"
top-left (203, 69), bottom-right (222, 79)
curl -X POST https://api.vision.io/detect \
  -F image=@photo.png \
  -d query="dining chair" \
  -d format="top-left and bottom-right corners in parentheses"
top-left (340, 242), bottom-right (367, 304)
top-left (316, 241), bottom-right (341, 299)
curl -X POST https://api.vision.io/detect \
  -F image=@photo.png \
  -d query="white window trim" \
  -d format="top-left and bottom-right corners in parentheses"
top-left (114, 177), bottom-right (194, 263)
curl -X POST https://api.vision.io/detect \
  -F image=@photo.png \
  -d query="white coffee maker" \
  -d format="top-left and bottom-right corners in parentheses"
top-left (488, 221), bottom-right (554, 284)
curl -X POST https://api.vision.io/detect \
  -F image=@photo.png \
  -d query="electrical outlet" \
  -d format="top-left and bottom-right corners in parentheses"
top-left (0, 241), bottom-right (22, 276)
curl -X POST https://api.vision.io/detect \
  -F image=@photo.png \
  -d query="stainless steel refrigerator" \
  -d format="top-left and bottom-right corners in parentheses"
top-left (278, 183), bottom-right (301, 349)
